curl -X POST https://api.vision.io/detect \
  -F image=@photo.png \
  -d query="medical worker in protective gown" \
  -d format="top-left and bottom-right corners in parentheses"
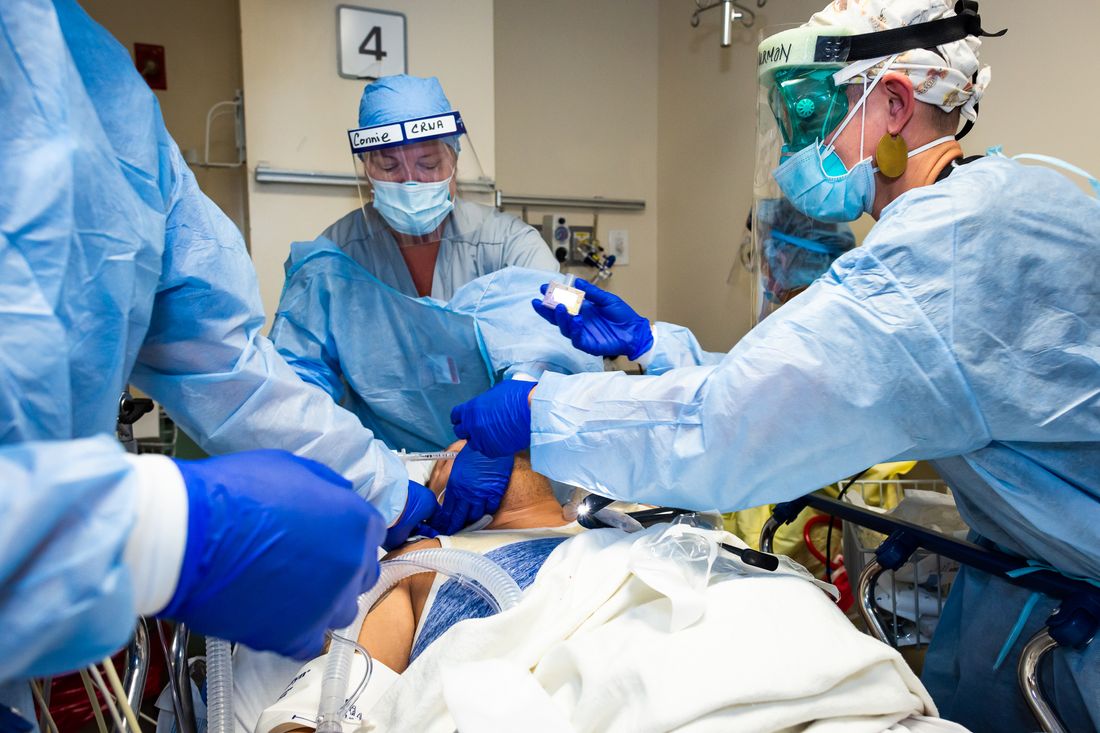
top-left (0, 0), bottom-right (438, 721)
top-left (448, 2), bottom-right (1100, 731)
top-left (296, 74), bottom-right (558, 301)
top-left (270, 74), bottom-right (563, 533)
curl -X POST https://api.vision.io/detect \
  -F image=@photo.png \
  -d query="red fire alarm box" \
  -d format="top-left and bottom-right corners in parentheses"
top-left (134, 43), bottom-right (166, 90)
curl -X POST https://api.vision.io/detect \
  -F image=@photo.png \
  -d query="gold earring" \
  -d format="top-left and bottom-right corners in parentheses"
top-left (876, 133), bottom-right (908, 179)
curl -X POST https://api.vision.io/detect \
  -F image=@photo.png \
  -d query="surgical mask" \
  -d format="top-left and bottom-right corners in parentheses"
top-left (773, 55), bottom-right (953, 223)
top-left (369, 174), bottom-right (455, 236)
top-left (773, 143), bottom-right (876, 223)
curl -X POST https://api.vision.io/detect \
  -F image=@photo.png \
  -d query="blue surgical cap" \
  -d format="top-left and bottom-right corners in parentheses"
top-left (358, 74), bottom-right (453, 127)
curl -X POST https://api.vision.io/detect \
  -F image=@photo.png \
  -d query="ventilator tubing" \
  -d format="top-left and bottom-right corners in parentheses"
top-left (315, 548), bottom-right (522, 732)
top-left (206, 636), bottom-right (234, 733)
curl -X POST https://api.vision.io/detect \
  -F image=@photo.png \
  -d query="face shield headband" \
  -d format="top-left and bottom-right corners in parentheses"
top-left (348, 110), bottom-right (466, 155)
top-left (815, 1), bottom-right (1005, 70)
top-left (766, 0), bottom-right (1004, 147)
top-left (346, 111), bottom-right (470, 240)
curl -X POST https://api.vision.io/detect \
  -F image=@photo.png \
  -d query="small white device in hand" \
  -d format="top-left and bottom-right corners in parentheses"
top-left (542, 274), bottom-right (585, 316)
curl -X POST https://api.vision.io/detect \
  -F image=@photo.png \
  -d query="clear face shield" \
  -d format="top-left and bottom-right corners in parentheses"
top-left (347, 111), bottom-right (491, 246)
top-left (752, 26), bottom-right (858, 323)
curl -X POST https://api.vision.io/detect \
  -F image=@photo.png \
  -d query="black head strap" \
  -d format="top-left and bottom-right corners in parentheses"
top-left (936, 154), bottom-right (985, 182)
top-left (816, 1), bottom-right (1006, 63)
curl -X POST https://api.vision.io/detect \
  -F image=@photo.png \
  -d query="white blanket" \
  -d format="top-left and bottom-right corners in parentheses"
top-left (360, 524), bottom-right (968, 733)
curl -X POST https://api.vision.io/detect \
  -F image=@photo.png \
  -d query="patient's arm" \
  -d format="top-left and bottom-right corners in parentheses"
top-left (355, 538), bottom-right (440, 672)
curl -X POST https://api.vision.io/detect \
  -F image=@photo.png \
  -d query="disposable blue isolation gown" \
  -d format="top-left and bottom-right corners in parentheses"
top-left (530, 156), bottom-right (1100, 732)
top-left (271, 241), bottom-right (602, 450)
top-left (319, 201), bottom-right (558, 300)
top-left (641, 322), bottom-right (725, 373)
top-left (0, 0), bottom-right (409, 688)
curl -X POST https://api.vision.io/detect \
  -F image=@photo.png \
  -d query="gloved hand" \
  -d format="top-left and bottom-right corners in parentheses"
top-left (532, 278), bottom-right (654, 360)
top-left (450, 379), bottom-right (535, 457)
top-left (384, 481), bottom-right (439, 550)
top-left (429, 447), bottom-right (515, 535)
top-left (162, 450), bottom-right (385, 660)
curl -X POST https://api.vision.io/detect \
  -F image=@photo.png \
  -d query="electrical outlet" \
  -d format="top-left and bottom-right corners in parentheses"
top-left (608, 229), bottom-right (629, 265)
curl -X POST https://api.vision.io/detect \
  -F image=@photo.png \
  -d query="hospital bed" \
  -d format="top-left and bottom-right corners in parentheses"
top-left (95, 480), bottom-right (1094, 733)
top-left (759, 488), bottom-right (1100, 733)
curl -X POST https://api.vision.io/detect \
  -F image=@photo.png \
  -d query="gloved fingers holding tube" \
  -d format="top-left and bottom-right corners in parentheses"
top-left (160, 450), bottom-right (387, 660)
top-left (531, 277), bottom-right (654, 360)
top-left (450, 379), bottom-right (535, 458)
top-left (384, 480), bottom-right (440, 549)
top-left (429, 443), bottom-right (515, 535)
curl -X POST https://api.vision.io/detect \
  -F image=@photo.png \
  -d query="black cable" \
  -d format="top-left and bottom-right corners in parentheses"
top-left (825, 469), bottom-right (869, 581)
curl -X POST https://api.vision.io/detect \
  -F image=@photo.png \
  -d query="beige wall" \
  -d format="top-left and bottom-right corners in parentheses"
top-left (93, 0), bottom-right (1097, 342)
top-left (656, 0), bottom-right (824, 351)
top-left (82, 0), bottom-right (247, 232)
top-left (239, 0), bottom-right (495, 323)
top-left (494, 0), bottom-right (660, 317)
top-left (656, 0), bottom-right (1100, 352)
top-left (958, 1), bottom-right (1100, 177)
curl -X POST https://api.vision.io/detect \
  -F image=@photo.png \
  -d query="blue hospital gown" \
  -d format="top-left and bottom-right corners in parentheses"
top-left (410, 538), bottom-right (567, 663)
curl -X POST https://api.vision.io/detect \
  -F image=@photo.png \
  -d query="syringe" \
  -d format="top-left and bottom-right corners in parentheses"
top-left (397, 450), bottom-right (460, 463)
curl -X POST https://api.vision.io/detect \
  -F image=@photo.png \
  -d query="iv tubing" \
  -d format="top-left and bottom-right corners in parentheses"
top-left (398, 450), bottom-right (459, 463)
top-left (78, 670), bottom-right (109, 733)
top-left (87, 665), bottom-right (125, 733)
top-left (327, 630), bottom-right (374, 719)
top-left (30, 681), bottom-right (59, 733)
top-left (315, 549), bottom-right (521, 732)
top-left (101, 656), bottom-right (142, 733)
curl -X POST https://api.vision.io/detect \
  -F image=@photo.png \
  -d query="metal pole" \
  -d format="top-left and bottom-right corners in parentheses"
top-left (856, 559), bottom-right (891, 644)
top-left (1017, 630), bottom-right (1067, 733)
top-left (721, 0), bottom-right (734, 46)
top-left (169, 624), bottom-right (198, 733)
top-left (117, 620), bottom-right (149, 733)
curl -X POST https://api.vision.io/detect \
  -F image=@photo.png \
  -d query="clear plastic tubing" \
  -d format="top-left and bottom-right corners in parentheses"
top-left (315, 549), bottom-right (521, 733)
top-left (206, 636), bottom-right (234, 733)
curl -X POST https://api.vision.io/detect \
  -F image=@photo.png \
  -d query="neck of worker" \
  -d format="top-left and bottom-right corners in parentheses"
top-left (871, 139), bottom-right (962, 219)
top-left (392, 224), bottom-right (446, 247)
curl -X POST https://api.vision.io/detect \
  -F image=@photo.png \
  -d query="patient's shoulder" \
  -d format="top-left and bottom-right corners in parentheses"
top-left (382, 537), bottom-right (442, 561)
top-left (381, 538), bottom-right (443, 623)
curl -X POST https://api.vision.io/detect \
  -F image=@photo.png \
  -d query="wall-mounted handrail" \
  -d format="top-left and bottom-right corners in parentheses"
top-left (253, 165), bottom-right (645, 211)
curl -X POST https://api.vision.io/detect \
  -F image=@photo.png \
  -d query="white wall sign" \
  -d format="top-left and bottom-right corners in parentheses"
top-left (337, 5), bottom-right (407, 80)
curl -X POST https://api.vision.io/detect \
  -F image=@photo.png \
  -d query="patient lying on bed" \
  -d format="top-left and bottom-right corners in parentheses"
top-left (251, 442), bottom-right (584, 732)
top-left (249, 444), bottom-right (970, 733)
top-left (355, 442), bottom-right (581, 675)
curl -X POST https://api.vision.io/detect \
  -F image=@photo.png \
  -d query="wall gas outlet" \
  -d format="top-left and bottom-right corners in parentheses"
top-left (541, 214), bottom-right (573, 264)
top-left (608, 229), bottom-right (629, 265)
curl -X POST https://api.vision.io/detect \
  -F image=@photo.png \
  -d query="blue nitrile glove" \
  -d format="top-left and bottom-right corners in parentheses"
top-left (532, 277), bottom-right (654, 360)
top-left (384, 481), bottom-right (439, 550)
top-left (429, 447), bottom-right (515, 535)
top-left (450, 379), bottom-right (535, 458)
top-left (162, 450), bottom-right (385, 660)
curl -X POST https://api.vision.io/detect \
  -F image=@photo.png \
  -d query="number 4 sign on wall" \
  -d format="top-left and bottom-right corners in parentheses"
top-left (337, 5), bottom-right (407, 80)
